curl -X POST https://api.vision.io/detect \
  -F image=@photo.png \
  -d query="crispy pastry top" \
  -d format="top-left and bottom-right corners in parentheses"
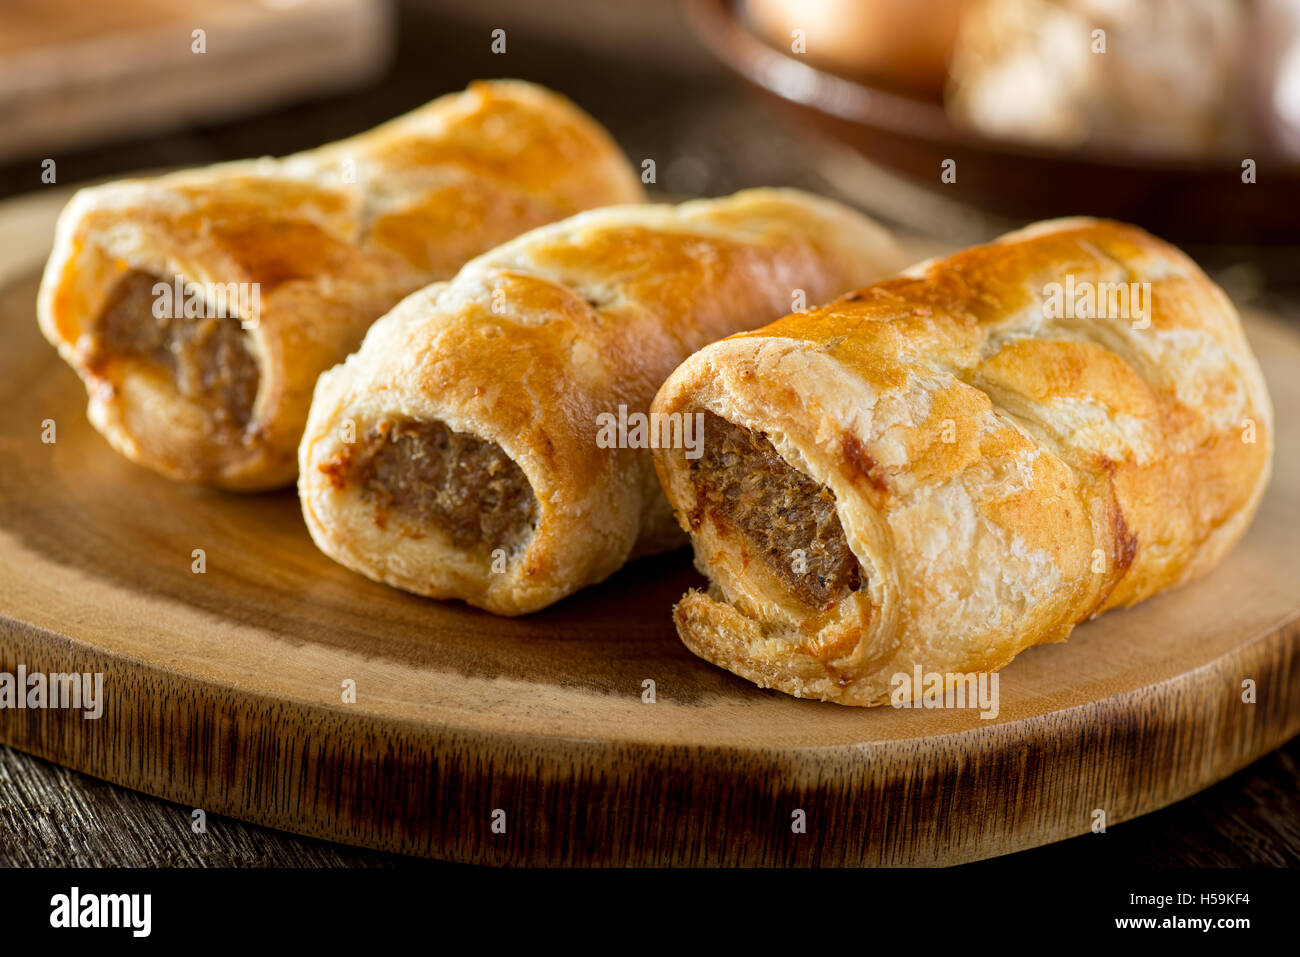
top-left (653, 217), bottom-right (1273, 704)
top-left (299, 188), bottom-right (904, 614)
top-left (38, 80), bottom-right (645, 489)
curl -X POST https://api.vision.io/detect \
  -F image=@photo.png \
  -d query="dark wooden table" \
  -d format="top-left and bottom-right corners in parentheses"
top-left (1, 0), bottom-right (1296, 868)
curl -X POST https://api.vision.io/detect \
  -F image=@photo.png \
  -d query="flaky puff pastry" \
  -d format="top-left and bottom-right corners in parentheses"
top-left (651, 218), bottom-right (1273, 705)
top-left (298, 189), bottom-right (904, 615)
top-left (38, 80), bottom-right (644, 490)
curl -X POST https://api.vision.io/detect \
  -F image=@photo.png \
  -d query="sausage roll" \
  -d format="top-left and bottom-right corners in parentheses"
top-left (298, 189), bottom-right (904, 615)
top-left (37, 80), bottom-right (644, 490)
top-left (651, 218), bottom-right (1273, 705)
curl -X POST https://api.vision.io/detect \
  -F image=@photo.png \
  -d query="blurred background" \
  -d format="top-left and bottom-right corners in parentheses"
top-left (2, 0), bottom-right (1298, 275)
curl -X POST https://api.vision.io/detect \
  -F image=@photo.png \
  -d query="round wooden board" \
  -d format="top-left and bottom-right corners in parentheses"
top-left (1, 189), bottom-right (1297, 867)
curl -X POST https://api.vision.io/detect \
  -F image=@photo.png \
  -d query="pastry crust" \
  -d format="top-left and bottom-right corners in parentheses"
top-left (298, 189), bottom-right (904, 615)
top-left (37, 80), bottom-right (644, 490)
top-left (651, 218), bottom-right (1274, 705)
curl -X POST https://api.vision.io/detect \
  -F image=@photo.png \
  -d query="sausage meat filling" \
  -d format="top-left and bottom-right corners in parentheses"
top-left (92, 269), bottom-right (259, 432)
top-left (690, 411), bottom-right (861, 609)
top-left (325, 419), bottom-right (538, 556)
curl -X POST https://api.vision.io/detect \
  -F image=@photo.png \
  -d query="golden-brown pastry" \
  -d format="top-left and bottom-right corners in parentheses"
top-left (37, 80), bottom-right (644, 490)
top-left (651, 218), bottom-right (1273, 705)
top-left (298, 189), bottom-right (904, 615)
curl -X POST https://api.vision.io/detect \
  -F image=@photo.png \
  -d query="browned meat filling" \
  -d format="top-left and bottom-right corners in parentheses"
top-left (92, 270), bottom-right (259, 431)
top-left (690, 412), bottom-right (861, 610)
top-left (325, 419), bottom-right (538, 556)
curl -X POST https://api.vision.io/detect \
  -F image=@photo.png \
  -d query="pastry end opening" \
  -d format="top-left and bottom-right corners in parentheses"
top-left (688, 410), bottom-right (862, 611)
top-left (89, 269), bottom-right (259, 435)
top-left (320, 418), bottom-right (539, 558)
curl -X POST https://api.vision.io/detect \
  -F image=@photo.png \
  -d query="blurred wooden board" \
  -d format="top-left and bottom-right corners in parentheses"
top-left (0, 0), bottom-right (391, 163)
top-left (0, 187), bottom-right (1297, 866)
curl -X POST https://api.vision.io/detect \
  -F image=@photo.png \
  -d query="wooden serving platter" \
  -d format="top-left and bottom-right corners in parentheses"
top-left (1, 188), bottom-right (1297, 866)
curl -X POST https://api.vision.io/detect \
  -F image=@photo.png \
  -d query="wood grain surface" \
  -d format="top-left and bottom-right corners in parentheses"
top-left (7, 736), bottom-right (1299, 867)
top-left (0, 0), bottom-right (389, 164)
top-left (0, 186), bottom-right (1298, 866)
